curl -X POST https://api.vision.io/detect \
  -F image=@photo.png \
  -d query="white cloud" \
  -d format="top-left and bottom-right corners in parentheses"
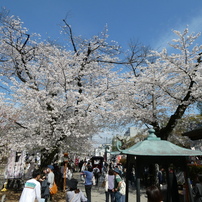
top-left (153, 9), bottom-right (202, 51)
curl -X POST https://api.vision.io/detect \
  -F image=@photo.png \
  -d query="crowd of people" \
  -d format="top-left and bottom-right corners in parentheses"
top-left (19, 165), bottom-right (56, 202)
top-left (18, 157), bottom-right (202, 202)
top-left (17, 158), bottom-right (128, 202)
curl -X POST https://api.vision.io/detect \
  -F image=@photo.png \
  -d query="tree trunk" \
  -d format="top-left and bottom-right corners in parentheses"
top-left (40, 147), bottom-right (59, 168)
top-left (155, 103), bottom-right (189, 140)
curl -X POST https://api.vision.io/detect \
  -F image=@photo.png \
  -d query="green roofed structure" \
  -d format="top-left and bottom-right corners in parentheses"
top-left (117, 129), bottom-right (202, 156)
top-left (116, 129), bottom-right (202, 202)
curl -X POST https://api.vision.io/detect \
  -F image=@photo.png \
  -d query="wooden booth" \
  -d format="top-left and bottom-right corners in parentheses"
top-left (116, 129), bottom-right (202, 202)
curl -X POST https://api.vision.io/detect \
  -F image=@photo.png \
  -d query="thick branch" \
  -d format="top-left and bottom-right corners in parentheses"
top-left (157, 79), bottom-right (195, 139)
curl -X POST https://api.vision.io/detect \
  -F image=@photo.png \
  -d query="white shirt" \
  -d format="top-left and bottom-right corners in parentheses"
top-left (104, 174), bottom-right (114, 191)
top-left (108, 175), bottom-right (115, 190)
top-left (19, 178), bottom-right (41, 202)
top-left (66, 190), bottom-right (87, 202)
top-left (48, 171), bottom-right (55, 188)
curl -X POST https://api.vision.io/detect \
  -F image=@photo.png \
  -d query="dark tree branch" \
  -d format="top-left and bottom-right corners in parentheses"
top-left (63, 19), bottom-right (77, 53)
top-left (14, 121), bottom-right (28, 129)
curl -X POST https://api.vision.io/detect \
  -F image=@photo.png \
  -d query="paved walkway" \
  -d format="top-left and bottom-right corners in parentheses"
top-left (73, 172), bottom-right (147, 202)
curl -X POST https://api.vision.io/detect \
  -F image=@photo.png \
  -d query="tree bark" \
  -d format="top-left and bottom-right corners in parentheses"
top-left (40, 147), bottom-right (59, 168)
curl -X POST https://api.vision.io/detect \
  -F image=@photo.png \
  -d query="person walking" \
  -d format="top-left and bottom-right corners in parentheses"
top-left (105, 169), bottom-right (115, 202)
top-left (93, 165), bottom-right (100, 186)
top-left (80, 161), bottom-right (87, 183)
top-left (79, 160), bottom-right (84, 172)
top-left (81, 167), bottom-right (93, 202)
top-left (81, 161), bottom-right (87, 171)
top-left (66, 178), bottom-right (88, 202)
top-left (19, 169), bottom-right (41, 202)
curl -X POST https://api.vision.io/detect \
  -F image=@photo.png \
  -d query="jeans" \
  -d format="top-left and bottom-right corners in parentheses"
top-left (105, 189), bottom-right (115, 202)
top-left (85, 184), bottom-right (92, 202)
top-left (115, 191), bottom-right (125, 202)
top-left (121, 194), bottom-right (125, 202)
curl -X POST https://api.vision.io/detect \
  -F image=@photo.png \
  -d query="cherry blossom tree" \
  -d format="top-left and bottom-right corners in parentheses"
top-left (116, 28), bottom-right (202, 140)
top-left (0, 13), bottom-right (128, 165)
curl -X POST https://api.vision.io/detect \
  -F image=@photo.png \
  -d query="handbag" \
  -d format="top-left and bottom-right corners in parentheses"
top-left (49, 182), bottom-right (58, 195)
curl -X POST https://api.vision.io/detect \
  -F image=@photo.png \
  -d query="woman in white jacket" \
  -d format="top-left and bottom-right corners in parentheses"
top-left (104, 169), bottom-right (115, 202)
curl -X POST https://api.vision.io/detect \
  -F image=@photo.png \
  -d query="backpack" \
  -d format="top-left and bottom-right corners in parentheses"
top-left (119, 180), bottom-right (126, 195)
top-left (93, 168), bottom-right (99, 175)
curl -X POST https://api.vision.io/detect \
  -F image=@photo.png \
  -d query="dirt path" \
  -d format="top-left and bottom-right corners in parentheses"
top-left (0, 189), bottom-right (66, 202)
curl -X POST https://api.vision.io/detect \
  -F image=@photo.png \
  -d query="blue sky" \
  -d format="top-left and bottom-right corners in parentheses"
top-left (1, 0), bottom-right (202, 51)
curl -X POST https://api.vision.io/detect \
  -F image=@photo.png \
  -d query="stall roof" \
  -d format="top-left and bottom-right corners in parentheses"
top-left (182, 128), bottom-right (202, 140)
top-left (117, 129), bottom-right (202, 156)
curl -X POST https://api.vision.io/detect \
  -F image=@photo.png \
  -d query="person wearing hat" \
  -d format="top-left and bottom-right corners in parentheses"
top-left (113, 168), bottom-right (125, 202)
top-left (66, 178), bottom-right (87, 202)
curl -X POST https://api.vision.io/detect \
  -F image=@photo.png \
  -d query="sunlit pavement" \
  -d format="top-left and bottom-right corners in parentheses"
top-left (73, 172), bottom-right (147, 202)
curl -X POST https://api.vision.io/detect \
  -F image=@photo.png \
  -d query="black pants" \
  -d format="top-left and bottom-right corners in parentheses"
top-left (85, 184), bottom-right (92, 202)
top-left (105, 189), bottom-right (115, 202)
top-left (94, 173), bottom-right (99, 186)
